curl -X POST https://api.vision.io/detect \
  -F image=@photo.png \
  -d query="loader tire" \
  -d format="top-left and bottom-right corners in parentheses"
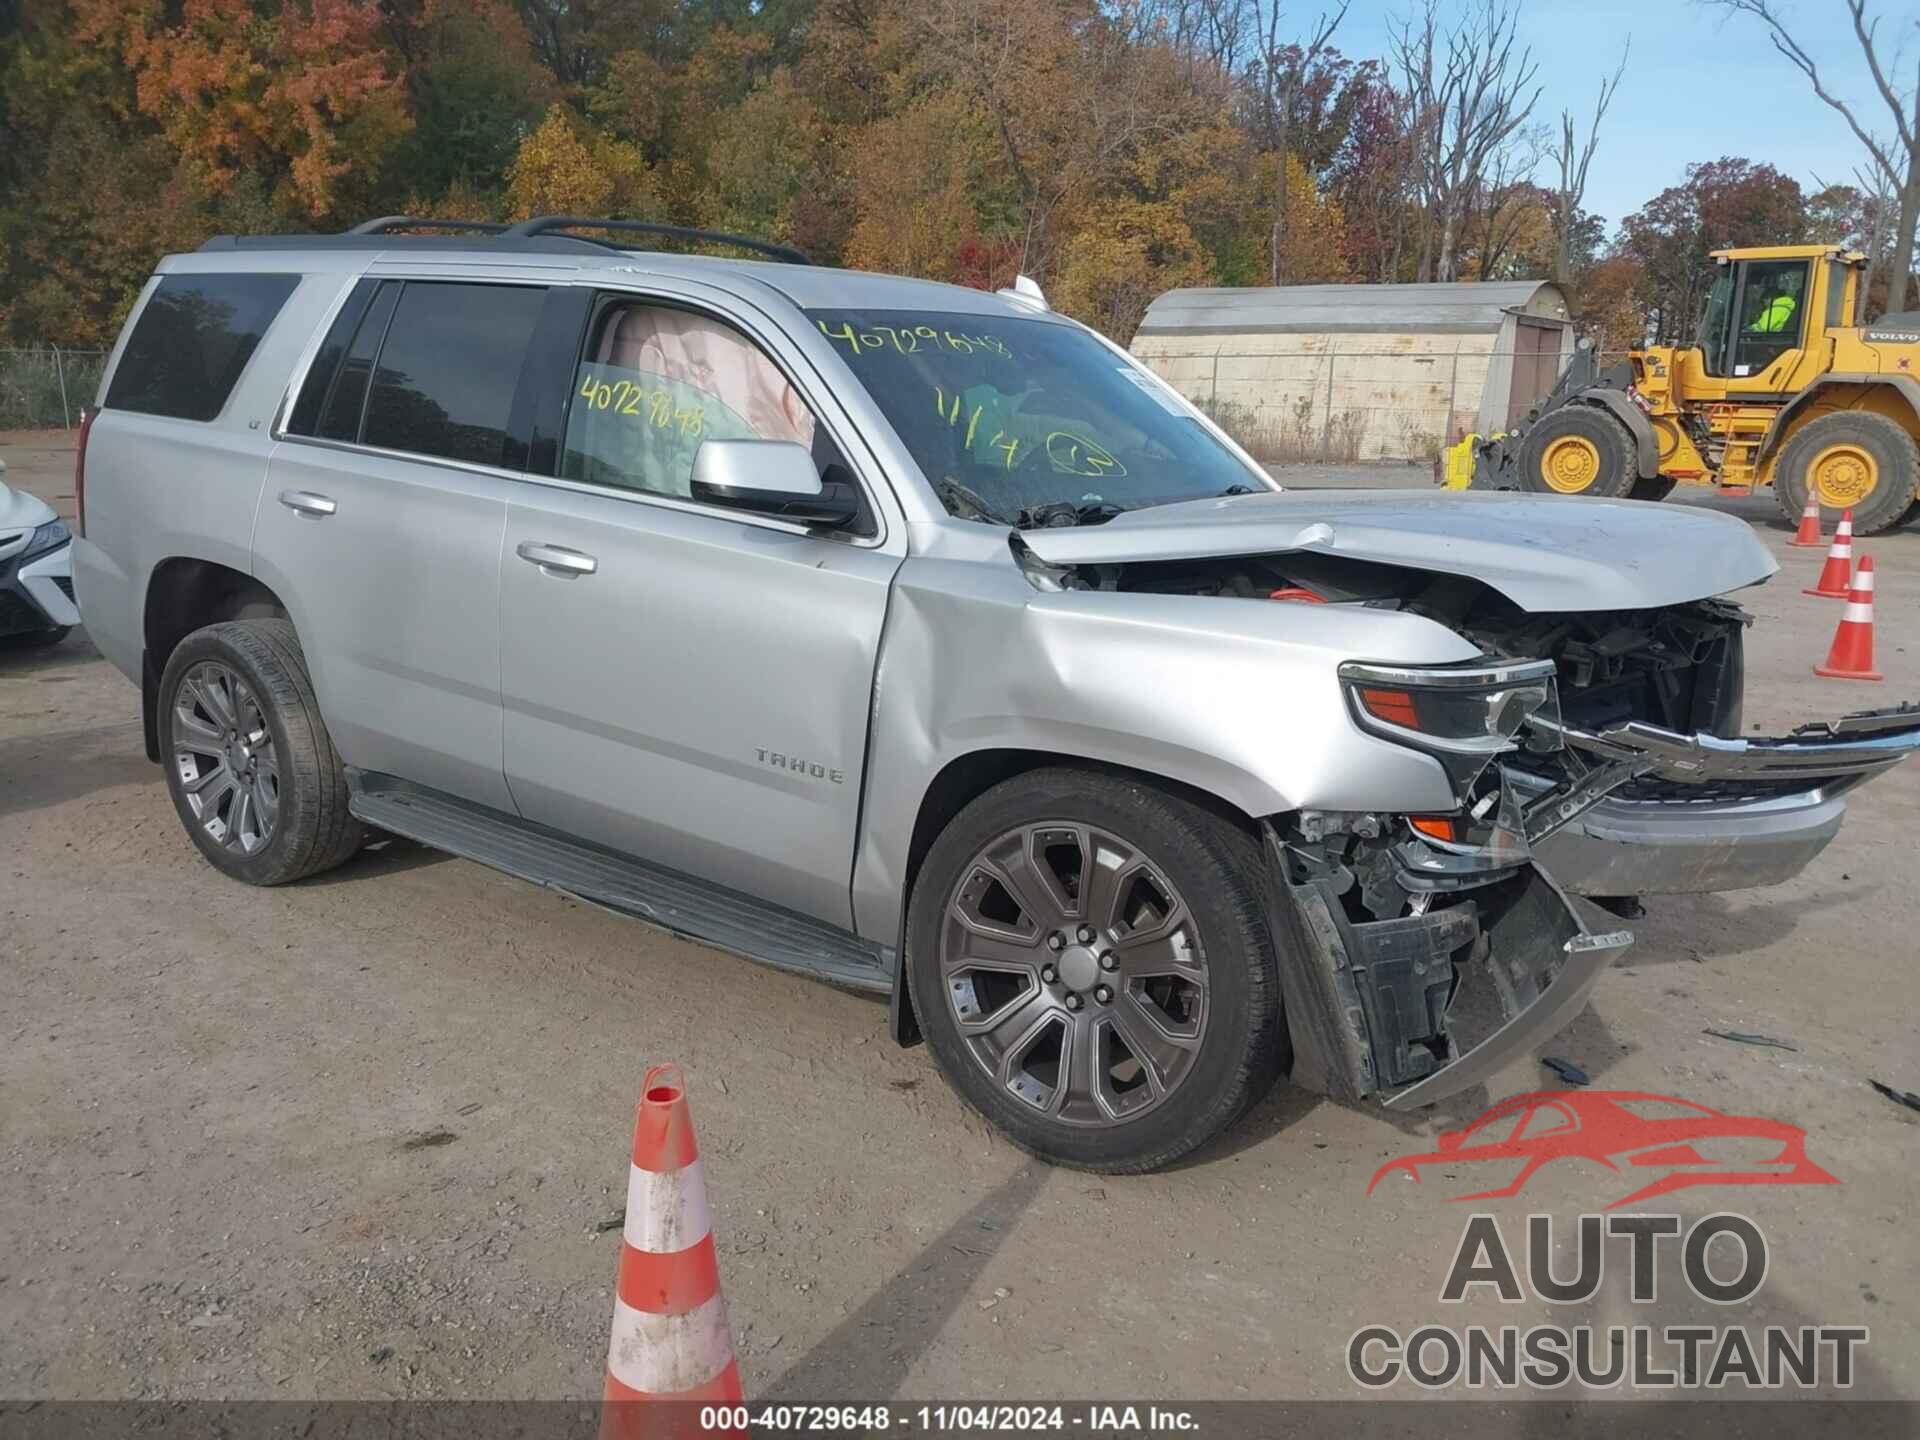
top-left (1629, 476), bottom-right (1678, 503)
top-left (1516, 405), bottom-right (1638, 499)
top-left (1773, 411), bottom-right (1919, 537)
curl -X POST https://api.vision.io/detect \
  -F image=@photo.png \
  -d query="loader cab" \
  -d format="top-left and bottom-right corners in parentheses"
top-left (1693, 245), bottom-right (1858, 393)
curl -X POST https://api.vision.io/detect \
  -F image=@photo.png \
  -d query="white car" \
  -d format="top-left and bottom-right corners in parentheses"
top-left (0, 456), bottom-right (80, 646)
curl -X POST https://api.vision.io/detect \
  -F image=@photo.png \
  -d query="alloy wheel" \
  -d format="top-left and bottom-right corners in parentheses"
top-left (171, 661), bottom-right (280, 855)
top-left (938, 822), bottom-right (1210, 1126)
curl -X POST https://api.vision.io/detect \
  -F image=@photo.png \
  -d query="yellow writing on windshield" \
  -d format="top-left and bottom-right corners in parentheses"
top-left (1045, 430), bottom-right (1125, 478)
top-left (931, 385), bottom-right (1127, 476)
top-left (820, 319), bottom-right (1011, 360)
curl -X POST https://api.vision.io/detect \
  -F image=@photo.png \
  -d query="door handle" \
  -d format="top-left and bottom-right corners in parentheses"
top-left (516, 540), bottom-right (598, 577)
top-left (278, 489), bottom-right (337, 518)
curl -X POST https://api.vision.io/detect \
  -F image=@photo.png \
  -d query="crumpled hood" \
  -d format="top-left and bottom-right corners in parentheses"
top-left (0, 476), bottom-right (59, 538)
top-left (1018, 489), bottom-right (1778, 612)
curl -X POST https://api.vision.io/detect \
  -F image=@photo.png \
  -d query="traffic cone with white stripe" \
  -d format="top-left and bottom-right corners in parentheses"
top-left (1814, 555), bottom-right (1882, 682)
top-left (602, 1064), bottom-right (742, 1440)
top-left (1804, 510), bottom-right (1855, 597)
top-left (1789, 495), bottom-right (1824, 547)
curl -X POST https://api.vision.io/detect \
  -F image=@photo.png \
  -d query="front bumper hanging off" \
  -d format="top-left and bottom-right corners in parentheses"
top-left (1268, 705), bottom-right (1920, 1110)
top-left (1265, 832), bottom-right (1631, 1111)
top-left (1525, 706), bottom-right (1920, 897)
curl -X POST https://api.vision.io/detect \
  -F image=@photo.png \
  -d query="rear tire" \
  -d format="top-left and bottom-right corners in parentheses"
top-left (159, 618), bottom-right (365, 885)
top-left (1772, 411), bottom-right (1918, 536)
top-left (906, 768), bottom-right (1284, 1173)
top-left (1516, 405), bottom-right (1639, 499)
top-left (1628, 476), bottom-right (1678, 503)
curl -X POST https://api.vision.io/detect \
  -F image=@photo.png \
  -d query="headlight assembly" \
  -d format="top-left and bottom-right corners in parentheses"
top-left (20, 519), bottom-right (71, 560)
top-left (1339, 657), bottom-right (1560, 791)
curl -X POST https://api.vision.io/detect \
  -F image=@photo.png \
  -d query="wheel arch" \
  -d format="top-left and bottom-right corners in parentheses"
top-left (1757, 374), bottom-right (1920, 469)
top-left (141, 557), bottom-right (289, 762)
top-left (885, 745), bottom-right (1270, 1047)
top-left (1573, 390), bottom-right (1661, 478)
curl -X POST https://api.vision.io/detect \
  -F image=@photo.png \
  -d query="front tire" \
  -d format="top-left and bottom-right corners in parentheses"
top-left (159, 618), bottom-right (364, 885)
top-left (906, 769), bottom-right (1284, 1172)
top-left (1772, 411), bottom-right (1918, 536)
top-left (1516, 405), bottom-right (1638, 499)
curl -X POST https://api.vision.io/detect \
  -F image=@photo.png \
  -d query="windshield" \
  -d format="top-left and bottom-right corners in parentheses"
top-left (806, 308), bottom-right (1269, 525)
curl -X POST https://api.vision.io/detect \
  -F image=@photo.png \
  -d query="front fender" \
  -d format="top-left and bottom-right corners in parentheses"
top-left (1579, 390), bottom-right (1661, 479)
top-left (850, 552), bottom-right (1479, 945)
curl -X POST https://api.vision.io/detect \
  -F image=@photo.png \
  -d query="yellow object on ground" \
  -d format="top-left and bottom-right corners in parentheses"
top-left (1440, 432), bottom-right (1479, 490)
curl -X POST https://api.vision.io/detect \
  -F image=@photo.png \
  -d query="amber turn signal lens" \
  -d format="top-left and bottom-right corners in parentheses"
top-left (1410, 815), bottom-right (1458, 842)
top-left (1358, 687), bottom-right (1421, 729)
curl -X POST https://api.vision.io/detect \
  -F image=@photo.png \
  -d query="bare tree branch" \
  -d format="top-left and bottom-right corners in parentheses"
top-left (1554, 41), bottom-right (1627, 284)
top-left (1708, 0), bottom-right (1919, 314)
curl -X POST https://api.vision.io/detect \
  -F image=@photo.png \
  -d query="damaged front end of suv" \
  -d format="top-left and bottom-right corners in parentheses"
top-left (1015, 492), bottom-right (1920, 1109)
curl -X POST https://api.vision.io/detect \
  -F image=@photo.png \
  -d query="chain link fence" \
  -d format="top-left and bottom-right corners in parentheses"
top-left (1, 348), bottom-right (108, 431)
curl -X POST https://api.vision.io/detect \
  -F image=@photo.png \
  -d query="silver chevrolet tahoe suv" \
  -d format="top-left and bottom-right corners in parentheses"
top-left (74, 216), bottom-right (1920, 1172)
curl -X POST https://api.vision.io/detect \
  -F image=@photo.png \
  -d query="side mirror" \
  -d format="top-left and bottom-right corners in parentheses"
top-left (689, 438), bottom-right (861, 528)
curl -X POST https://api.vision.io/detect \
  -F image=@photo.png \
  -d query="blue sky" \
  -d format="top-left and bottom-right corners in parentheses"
top-left (1333, 0), bottom-right (1903, 233)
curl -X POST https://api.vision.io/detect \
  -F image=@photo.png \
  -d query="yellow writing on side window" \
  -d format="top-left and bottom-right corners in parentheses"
top-left (818, 319), bottom-right (1012, 360)
top-left (577, 372), bottom-right (706, 439)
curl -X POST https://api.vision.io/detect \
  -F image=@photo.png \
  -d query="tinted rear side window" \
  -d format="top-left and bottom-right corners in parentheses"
top-left (105, 273), bottom-right (299, 421)
top-left (361, 282), bottom-right (546, 468)
top-left (286, 279), bottom-right (380, 437)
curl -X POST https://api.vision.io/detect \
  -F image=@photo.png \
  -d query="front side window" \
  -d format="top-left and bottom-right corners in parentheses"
top-left (1695, 270), bottom-right (1734, 375)
top-left (560, 304), bottom-right (817, 499)
top-left (1730, 259), bottom-right (1808, 377)
top-left (361, 281), bottom-right (547, 467)
top-left (105, 272), bottom-right (300, 421)
top-left (806, 308), bottom-right (1267, 526)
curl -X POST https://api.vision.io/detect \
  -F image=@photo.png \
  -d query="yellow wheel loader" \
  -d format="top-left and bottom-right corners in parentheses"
top-left (1450, 245), bottom-right (1920, 534)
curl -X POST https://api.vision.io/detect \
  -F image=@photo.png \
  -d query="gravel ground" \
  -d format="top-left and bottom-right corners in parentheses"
top-left (3, 431), bottom-right (1917, 1404)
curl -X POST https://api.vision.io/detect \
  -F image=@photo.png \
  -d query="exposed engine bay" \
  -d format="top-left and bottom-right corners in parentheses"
top-left (1023, 539), bottom-right (1920, 1108)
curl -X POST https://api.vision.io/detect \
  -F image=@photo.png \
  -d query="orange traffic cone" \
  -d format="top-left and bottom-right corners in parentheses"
top-left (1804, 509), bottom-right (1855, 597)
top-left (601, 1065), bottom-right (743, 1440)
top-left (1814, 555), bottom-right (1882, 682)
top-left (1789, 496), bottom-right (1824, 547)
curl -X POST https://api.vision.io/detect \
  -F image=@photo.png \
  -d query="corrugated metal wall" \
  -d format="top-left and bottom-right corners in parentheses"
top-left (1132, 331), bottom-right (1497, 463)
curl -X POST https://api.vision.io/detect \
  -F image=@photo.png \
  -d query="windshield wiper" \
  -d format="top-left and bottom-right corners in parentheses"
top-left (1015, 499), bottom-right (1128, 529)
top-left (936, 478), bottom-right (1015, 526)
top-left (1218, 484), bottom-right (1257, 497)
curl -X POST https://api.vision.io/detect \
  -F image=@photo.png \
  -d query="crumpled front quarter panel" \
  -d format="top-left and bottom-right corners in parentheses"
top-left (851, 540), bottom-right (1483, 943)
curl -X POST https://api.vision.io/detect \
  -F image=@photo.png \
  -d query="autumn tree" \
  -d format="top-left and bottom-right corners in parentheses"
top-left (72, 0), bottom-right (411, 219)
top-left (1620, 157), bottom-right (1808, 342)
top-left (1243, 2), bottom-right (1352, 283)
top-left (504, 104), bottom-right (652, 219)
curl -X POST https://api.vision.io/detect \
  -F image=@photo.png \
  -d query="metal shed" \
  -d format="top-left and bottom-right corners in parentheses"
top-left (1130, 280), bottom-right (1574, 463)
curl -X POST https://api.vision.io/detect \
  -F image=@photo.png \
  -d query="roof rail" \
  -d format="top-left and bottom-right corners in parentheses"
top-left (349, 216), bottom-right (510, 235)
top-left (498, 216), bottom-right (811, 266)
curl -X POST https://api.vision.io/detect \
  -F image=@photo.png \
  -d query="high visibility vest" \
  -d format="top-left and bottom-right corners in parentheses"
top-left (1752, 295), bottom-right (1797, 333)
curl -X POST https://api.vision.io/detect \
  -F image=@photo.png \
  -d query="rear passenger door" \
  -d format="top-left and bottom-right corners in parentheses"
top-left (256, 277), bottom-right (554, 812)
top-left (498, 291), bottom-right (903, 928)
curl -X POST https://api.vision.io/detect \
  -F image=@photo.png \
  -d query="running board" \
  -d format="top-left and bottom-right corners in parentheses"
top-left (346, 772), bottom-right (891, 994)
